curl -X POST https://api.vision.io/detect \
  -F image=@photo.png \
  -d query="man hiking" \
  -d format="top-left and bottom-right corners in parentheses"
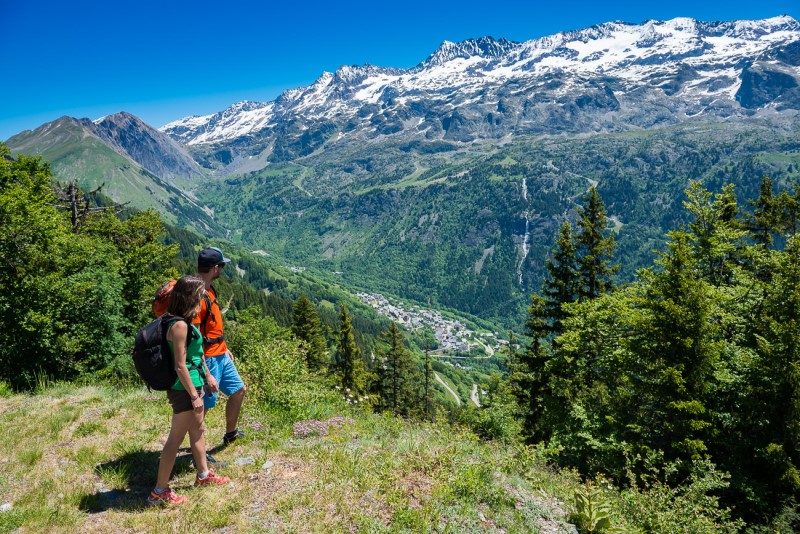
top-left (149, 275), bottom-right (230, 506)
top-left (196, 247), bottom-right (247, 449)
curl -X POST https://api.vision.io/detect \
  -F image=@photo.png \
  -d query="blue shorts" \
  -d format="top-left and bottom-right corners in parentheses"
top-left (203, 352), bottom-right (245, 410)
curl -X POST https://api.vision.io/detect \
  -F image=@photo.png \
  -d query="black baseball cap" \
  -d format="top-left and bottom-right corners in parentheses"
top-left (198, 246), bottom-right (232, 268)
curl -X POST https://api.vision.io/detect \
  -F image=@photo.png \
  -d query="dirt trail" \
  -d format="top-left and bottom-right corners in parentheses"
top-left (470, 384), bottom-right (480, 407)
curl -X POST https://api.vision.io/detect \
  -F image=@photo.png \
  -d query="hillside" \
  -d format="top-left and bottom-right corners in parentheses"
top-left (0, 380), bottom-right (739, 533)
top-left (5, 115), bottom-right (217, 233)
top-left (0, 384), bottom-right (569, 532)
top-left (199, 120), bottom-right (800, 326)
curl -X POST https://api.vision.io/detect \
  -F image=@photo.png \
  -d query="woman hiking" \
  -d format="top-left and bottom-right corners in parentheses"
top-left (148, 275), bottom-right (230, 505)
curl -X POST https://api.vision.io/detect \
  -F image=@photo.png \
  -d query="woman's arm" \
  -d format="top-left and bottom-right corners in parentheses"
top-left (166, 321), bottom-right (202, 406)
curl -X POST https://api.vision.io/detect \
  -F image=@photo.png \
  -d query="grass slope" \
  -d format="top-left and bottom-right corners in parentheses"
top-left (0, 384), bottom-right (581, 533)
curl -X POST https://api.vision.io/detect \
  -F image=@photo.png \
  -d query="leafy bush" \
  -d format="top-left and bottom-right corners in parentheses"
top-left (461, 374), bottom-right (521, 443)
top-left (617, 460), bottom-right (744, 533)
top-left (226, 307), bottom-right (346, 424)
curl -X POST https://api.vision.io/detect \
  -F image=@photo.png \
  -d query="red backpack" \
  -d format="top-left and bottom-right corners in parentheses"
top-left (152, 279), bottom-right (176, 317)
top-left (152, 280), bottom-right (221, 347)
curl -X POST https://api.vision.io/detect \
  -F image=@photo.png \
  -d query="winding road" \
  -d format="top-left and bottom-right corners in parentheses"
top-left (433, 372), bottom-right (462, 406)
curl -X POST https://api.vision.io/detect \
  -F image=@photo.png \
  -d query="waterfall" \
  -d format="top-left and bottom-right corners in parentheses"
top-left (516, 177), bottom-right (531, 287)
top-left (517, 214), bottom-right (531, 286)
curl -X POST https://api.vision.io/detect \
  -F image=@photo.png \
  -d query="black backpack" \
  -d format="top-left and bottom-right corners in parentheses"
top-left (132, 314), bottom-right (184, 391)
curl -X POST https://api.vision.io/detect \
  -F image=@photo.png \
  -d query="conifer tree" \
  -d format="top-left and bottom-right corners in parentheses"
top-left (542, 221), bottom-right (579, 335)
top-left (775, 187), bottom-right (800, 237)
top-left (750, 176), bottom-right (778, 247)
top-left (508, 293), bottom-right (550, 441)
top-left (742, 235), bottom-right (800, 509)
top-left (422, 350), bottom-right (434, 422)
top-left (377, 322), bottom-right (416, 416)
top-left (640, 231), bottom-right (716, 464)
top-left (291, 294), bottom-right (328, 371)
top-left (576, 187), bottom-right (617, 300)
top-left (334, 304), bottom-right (367, 396)
top-left (684, 182), bottom-right (746, 286)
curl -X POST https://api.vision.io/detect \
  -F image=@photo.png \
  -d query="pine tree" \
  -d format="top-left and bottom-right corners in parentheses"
top-left (576, 187), bottom-right (617, 300)
top-left (422, 350), bottom-right (434, 422)
top-left (334, 304), bottom-right (367, 397)
top-left (508, 293), bottom-right (551, 441)
top-left (745, 236), bottom-right (800, 508)
top-left (542, 221), bottom-right (579, 335)
top-left (684, 182), bottom-right (746, 286)
top-left (377, 322), bottom-right (416, 416)
top-left (291, 294), bottom-right (328, 371)
top-left (775, 187), bottom-right (800, 237)
top-left (640, 230), bottom-right (716, 464)
top-left (749, 176), bottom-right (777, 247)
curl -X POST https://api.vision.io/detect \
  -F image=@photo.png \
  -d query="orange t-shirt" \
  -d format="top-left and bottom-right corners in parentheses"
top-left (192, 286), bottom-right (228, 357)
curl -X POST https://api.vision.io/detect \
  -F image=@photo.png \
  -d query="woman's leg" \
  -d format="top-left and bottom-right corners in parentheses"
top-left (188, 406), bottom-right (208, 474)
top-left (155, 411), bottom-right (193, 488)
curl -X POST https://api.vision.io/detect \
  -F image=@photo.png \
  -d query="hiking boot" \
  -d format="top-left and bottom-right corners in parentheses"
top-left (147, 487), bottom-right (187, 506)
top-left (223, 428), bottom-right (245, 445)
top-left (195, 469), bottom-right (231, 486)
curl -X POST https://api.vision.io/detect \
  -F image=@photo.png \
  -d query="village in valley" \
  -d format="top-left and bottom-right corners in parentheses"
top-left (356, 292), bottom-right (504, 357)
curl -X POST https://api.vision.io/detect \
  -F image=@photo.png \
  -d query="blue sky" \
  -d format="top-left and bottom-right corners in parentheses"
top-left (1, 0), bottom-right (798, 140)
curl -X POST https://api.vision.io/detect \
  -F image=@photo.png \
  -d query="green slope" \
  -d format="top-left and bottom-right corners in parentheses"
top-left (0, 381), bottom-right (741, 531)
top-left (7, 118), bottom-right (219, 232)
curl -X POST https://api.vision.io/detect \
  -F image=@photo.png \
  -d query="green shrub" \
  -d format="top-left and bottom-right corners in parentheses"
top-left (460, 374), bottom-right (521, 443)
top-left (227, 308), bottom-right (346, 424)
top-left (617, 460), bottom-right (744, 533)
top-left (0, 149), bottom-right (176, 389)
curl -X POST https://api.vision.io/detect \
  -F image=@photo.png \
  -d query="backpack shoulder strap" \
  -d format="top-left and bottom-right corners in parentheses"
top-left (162, 315), bottom-right (202, 371)
top-left (200, 291), bottom-right (215, 334)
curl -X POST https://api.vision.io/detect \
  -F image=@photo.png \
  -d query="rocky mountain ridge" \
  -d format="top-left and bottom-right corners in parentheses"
top-left (91, 112), bottom-right (205, 181)
top-left (8, 112), bottom-right (205, 182)
top-left (161, 15), bottom-right (800, 172)
top-left (5, 113), bottom-right (217, 231)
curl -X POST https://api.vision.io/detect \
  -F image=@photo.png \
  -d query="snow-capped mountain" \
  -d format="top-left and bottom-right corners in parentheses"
top-left (162, 16), bottom-right (800, 169)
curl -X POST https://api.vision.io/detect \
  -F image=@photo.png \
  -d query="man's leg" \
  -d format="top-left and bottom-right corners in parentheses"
top-left (225, 385), bottom-right (246, 433)
top-left (203, 356), bottom-right (221, 414)
top-left (200, 357), bottom-right (221, 462)
top-left (218, 352), bottom-right (247, 439)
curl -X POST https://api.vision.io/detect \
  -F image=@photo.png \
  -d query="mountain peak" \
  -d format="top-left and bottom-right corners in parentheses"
top-left (95, 111), bottom-right (147, 127)
top-left (419, 36), bottom-right (520, 68)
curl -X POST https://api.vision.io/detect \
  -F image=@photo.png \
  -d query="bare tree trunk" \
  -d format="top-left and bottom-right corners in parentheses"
top-left (68, 182), bottom-right (78, 230)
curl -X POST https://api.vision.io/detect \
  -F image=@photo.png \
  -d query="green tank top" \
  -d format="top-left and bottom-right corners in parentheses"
top-left (166, 320), bottom-right (205, 391)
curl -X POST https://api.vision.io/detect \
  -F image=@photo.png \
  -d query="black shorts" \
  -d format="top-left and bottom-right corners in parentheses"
top-left (167, 386), bottom-right (205, 414)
